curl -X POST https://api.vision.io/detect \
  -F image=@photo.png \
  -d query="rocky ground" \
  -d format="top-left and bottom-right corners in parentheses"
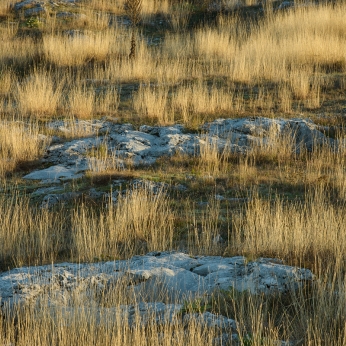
top-left (18, 116), bottom-right (340, 207)
top-left (0, 251), bottom-right (312, 345)
top-left (0, 115), bottom-right (331, 345)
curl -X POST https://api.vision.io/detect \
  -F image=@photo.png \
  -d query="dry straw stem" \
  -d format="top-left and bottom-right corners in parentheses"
top-left (127, 0), bottom-right (143, 59)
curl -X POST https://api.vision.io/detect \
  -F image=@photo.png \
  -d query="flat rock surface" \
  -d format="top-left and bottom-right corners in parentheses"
top-left (23, 164), bottom-right (84, 181)
top-left (0, 251), bottom-right (314, 309)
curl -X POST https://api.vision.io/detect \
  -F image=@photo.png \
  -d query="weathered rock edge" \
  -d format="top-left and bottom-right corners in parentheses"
top-left (0, 251), bottom-right (314, 308)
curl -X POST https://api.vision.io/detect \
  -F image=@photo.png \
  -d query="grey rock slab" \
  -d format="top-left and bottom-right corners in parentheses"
top-left (47, 119), bottom-right (106, 135)
top-left (31, 186), bottom-right (63, 197)
top-left (13, 0), bottom-right (44, 11)
top-left (23, 165), bottom-right (83, 181)
top-left (0, 252), bottom-right (314, 311)
top-left (13, 0), bottom-right (80, 11)
top-left (140, 251), bottom-right (199, 271)
top-left (193, 256), bottom-right (246, 276)
top-left (24, 5), bottom-right (45, 16)
top-left (139, 124), bottom-right (184, 137)
top-left (202, 117), bottom-right (333, 153)
top-left (109, 128), bottom-right (199, 162)
top-left (130, 266), bottom-right (205, 302)
top-left (183, 312), bottom-right (237, 331)
top-left (40, 192), bottom-right (82, 208)
top-left (205, 261), bottom-right (314, 294)
top-left (43, 137), bottom-right (102, 161)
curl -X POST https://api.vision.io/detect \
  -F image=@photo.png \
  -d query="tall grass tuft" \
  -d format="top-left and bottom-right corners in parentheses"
top-left (15, 71), bottom-right (62, 117)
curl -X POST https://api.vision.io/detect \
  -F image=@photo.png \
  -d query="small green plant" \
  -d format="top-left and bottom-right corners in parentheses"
top-left (25, 17), bottom-right (41, 28)
top-left (241, 334), bottom-right (256, 346)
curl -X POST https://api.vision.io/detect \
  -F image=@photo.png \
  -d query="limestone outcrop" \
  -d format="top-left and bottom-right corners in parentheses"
top-left (0, 251), bottom-right (314, 309)
top-left (23, 117), bottom-right (338, 183)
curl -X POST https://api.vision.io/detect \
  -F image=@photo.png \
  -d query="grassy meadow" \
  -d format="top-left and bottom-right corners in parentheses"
top-left (0, 0), bottom-right (346, 344)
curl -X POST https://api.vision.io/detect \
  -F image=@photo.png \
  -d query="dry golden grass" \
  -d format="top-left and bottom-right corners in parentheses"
top-left (230, 187), bottom-right (346, 262)
top-left (87, 0), bottom-right (170, 17)
top-left (15, 71), bottom-right (62, 116)
top-left (186, 196), bottom-right (225, 255)
top-left (0, 185), bottom-right (173, 266)
top-left (68, 85), bottom-right (95, 118)
top-left (87, 140), bottom-right (124, 173)
top-left (0, 69), bottom-right (12, 95)
top-left (0, 0), bottom-right (12, 16)
top-left (141, 0), bottom-right (170, 17)
top-left (0, 2), bottom-right (342, 121)
top-left (1, 2), bottom-right (346, 345)
top-left (0, 121), bottom-right (49, 177)
top-left (133, 84), bottom-right (171, 122)
top-left (0, 36), bottom-right (39, 67)
top-left (44, 117), bottom-right (102, 139)
top-left (0, 302), bottom-right (223, 346)
top-left (72, 186), bottom-right (174, 260)
top-left (132, 82), bottom-right (235, 124)
top-left (43, 31), bottom-right (112, 66)
top-left (87, 0), bottom-right (126, 13)
top-left (169, 1), bottom-right (191, 32)
top-left (198, 137), bottom-right (229, 178)
top-left (0, 191), bottom-right (64, 267)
